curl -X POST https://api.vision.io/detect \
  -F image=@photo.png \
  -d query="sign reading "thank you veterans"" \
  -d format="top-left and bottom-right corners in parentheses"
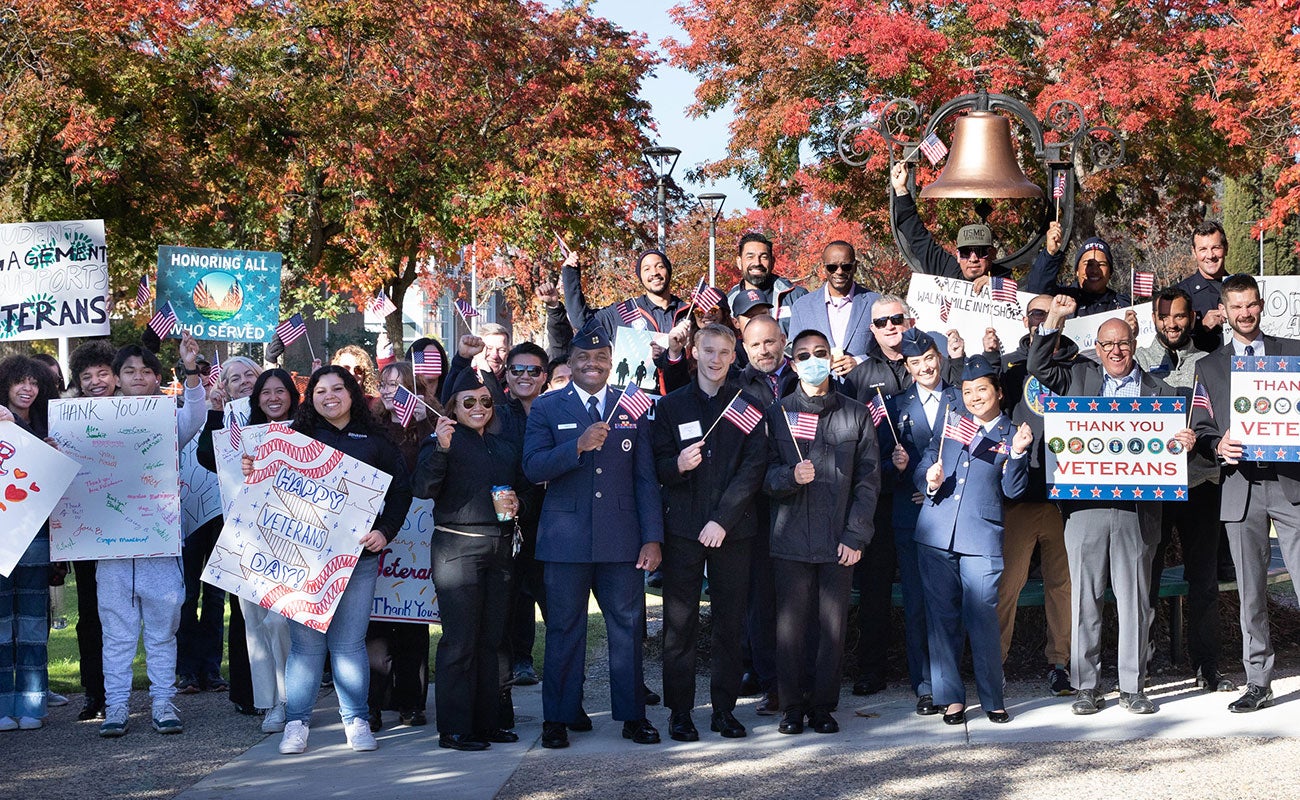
top-left (1044, 395), bottom-right (1189, 502)
top-left (1229, 355), bottom-right (1300, 462)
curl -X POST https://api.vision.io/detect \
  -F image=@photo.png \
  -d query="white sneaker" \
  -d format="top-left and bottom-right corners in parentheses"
top-left (279, 720), bottom-right (309, 754)
top-left (0, 716), bottom-right (17, 732)
top-left (18, 717), bottom-right (43, 730)
top-left (47, 692), bottom-right (70, 707)
top-left (151, 703), bottom-right (183, 734)
top-left (261, 703), bottom-right (287, 734)
top-left (100, 704), bottom-right (129, 737)
top-left (345, 716), bottom-right (377, 752)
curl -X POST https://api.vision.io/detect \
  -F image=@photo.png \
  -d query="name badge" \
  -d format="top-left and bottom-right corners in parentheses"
top-left (558, 423), bottom-right (577, 430)
top-left (678, 420), bottom-right (703, 440)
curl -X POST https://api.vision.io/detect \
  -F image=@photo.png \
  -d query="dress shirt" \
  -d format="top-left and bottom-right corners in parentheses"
top-left (1232, 336), bottom-right (1266, 358)
top-left (573, 384), bottom-right (609, 420)
top-left (825, 285), bottom-right (856, 350)
top-left (1101, 366), bottom-right (1142, 398)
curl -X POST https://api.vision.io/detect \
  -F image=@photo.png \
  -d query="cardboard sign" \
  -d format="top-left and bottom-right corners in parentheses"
top-left (48, 396), bottom-right (181, 560)
top-left (0, 219), bottom-right (109, 340)
top-left (1062, 303), bottom-right (1156, 351)
top-left (0, 422), bottom-right (79, 577)
top-left (156, 245), bottom-right (283, 342)
top-left (906, 273), bottom-right (1036, 352)
top-left (371, 498), bottom-right (439, 624)
top-left (212, 422), bottom-right (271, 517)
top-left (1044, 396), bottom-right (1189, 501)
top-left (179, 434), bottom-right (222, 534)
top-left (203, 424), bottom-right (391, 631)
top-left (1229, 356), bottom-right (1300, 462)
top-left (1257, 274), bottom-right (1300, 341)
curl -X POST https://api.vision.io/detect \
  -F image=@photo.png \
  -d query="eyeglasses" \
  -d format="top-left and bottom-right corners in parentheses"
top-left (507, 365), bottom-right (544, 378)
top-left (793, 349), bottom-right (831, 361)
top-left (1096, 339), bottom-right (1135, 353)
top-left (823, 262), bottom-right (854, 273)
top-left (460, 396), bottom-right (495, 410)
top-left (1026, 309), bottom-right (1049, 322)
top-left (872, 313), bottom-right (907, 328)
top-left (957, 246), bottom-right (992, 260)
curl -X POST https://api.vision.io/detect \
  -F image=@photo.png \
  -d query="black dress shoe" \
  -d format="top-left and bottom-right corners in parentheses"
top-left (1228, 683), bottom-right (1274, 713)
top-left (942, 706), bottom-right (966, 725)
top-left (568, 706), bottom-right (593, 732)
top-left (439, 733), bottom-right (490, 751)
top-left (668, 711), bottom-right (699, 742)
top-left (809, 710), bottom-right (839, 734)
top-left (400, 709), bottom-right (428, 726)
top-left (622, 718), bottom-right (660, 744)
top-left (738, 672), bottom-right (762, 697)
top-left (852, 679), bottom-right (886, 696)
top-left (915, 695), bottom-right (940, 716)
top-left (480, 728), bottom-right (519, 743)
top-left (1196, 667), bottom-right (1236, 693)
top-left (643, 684), bottom-right (661, 706)
top-left (778, 710), bottom-right (804, 735)
top-left (985, 710), bottom-right (1011, 724)
top-left (541, 721), bottom-right (569, 749)
top-left (710, 710), bottom-right (747, 738)
top-left (79, 696), bottom-right (106, 721)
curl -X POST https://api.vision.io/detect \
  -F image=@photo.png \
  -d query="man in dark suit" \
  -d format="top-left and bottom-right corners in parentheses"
top-left (522, 327), bottom-right (664, 748)
top-left (1190, 274), bottom-right (1300, 712)
top-left (1029, 296), bottom-right (1195, 716)
top-left (787, 241), bottom-right (881, 376)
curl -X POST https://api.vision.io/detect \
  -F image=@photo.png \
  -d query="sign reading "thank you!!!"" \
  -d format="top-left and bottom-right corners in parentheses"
top-left (1229, 356), bottom-right (1300, 462)
top-left (1044, 396), bottom-right (1189, 502)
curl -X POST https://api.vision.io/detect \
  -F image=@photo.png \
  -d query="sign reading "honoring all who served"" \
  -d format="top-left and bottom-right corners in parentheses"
top-left (1230, 356), bottom-right (1300, 462)
top-left (1044, 396), bottom-right (1189, 502)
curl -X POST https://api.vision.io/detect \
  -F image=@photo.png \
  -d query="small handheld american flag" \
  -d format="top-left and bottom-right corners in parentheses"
top-left (1132, 271), bottom-right (1155, 298)
top-left (148, 301), bottom-right (178, 339)
top-left (1191, 380), bottom-right (1213, 419)
top-left (942, 410), bottom-right (979, 446)
top-left (1053, 174), bottom-right (1066, 199)
top-left (614, 383), bottom-right (653, 421)
top-left (617, 299), bottom-right (640, 326)
top-left (275, 313), bottom-right (307, 347)
top-left (413, 348), bottom-right (443, 378)
top-left (990, 276), bottom-right (1019, 304)
top-left (918, 132), bottom-right (948, 166)
top-left (368, 292), bottom-right (397, 317)
top-left (721, 396), bottom-right (763, 435)
top-left (228, 418), bottom-right (242, 451)
top-left (785, 410), bottom-right (818, 441)
top-left (206, 352), bottom-right (222, 388)
top-left (455, 299), bottom-right (480, 319)
top-left (392, 385), bottom-right (419, 427)
top-left (136, 275), bottom-right (150, 309)
top-left (866, 394), bottom-right (888, 427)
top-left (691, 278), bottom-right (725, 312)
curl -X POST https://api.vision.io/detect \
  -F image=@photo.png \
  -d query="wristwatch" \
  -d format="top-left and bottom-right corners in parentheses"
top-left (183, 366), bottom-right (202, 376)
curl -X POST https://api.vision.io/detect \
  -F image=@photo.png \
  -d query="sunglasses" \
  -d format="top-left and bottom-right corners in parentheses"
top-left (872, 313), bottom-right (907, 328)
top-left (823, 262), bottom-right (854, 274)
top-left (958, 246), bottom-right (992, 260)
top-left (507, 365), bottom-right (544, 378)
top-left (793, 349), bottom-right (831, 361)
top-left (1026, 309), bottom-right (1049, 322)
top-left (460, 395), bottom-right (495, 410)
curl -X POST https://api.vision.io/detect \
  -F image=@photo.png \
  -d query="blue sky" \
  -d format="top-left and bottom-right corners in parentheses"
top-left (592, 0), bottom-right (757, 212)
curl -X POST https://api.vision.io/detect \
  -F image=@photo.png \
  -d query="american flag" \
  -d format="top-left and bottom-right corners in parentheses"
top-left (1053, 174), bottom-right (1067, 199)
top-left (135, 275), bottom-right (150, 309)
top-left (413, 348), bottom-right (443, 378)
top-left (148, 301), bottom-right (178, 339)
top-left (228, 418), bottom-right (242, 451)
top-left (1192, 379), bottom-right (1213, 419)
top-left (615, 383), bottom-right (653, 421)
top-left (938, 297), bottom-right (952, 323)
top-left (617, 299), bottom-right (640, 325)
top-left (392, 385), bottom-right (419, 427)
top-left (919, 132), bottom-right (948, 165)
top-left (455, 299), bottom-right (480, 319)
top-left (866, 393), bottom-right (889, 427)
top-left (275, 313), bottom-right (307, 347)
top-left (942, 410), bottom-right (980, 446)
top-left (206, 352), bottom-right (222, 388)
top-left (368, 292), bottom-right (397, 317)
top-left (1132, 271), bottom-right (1155, 298)
top-left (785, 410), bottom-right (819, 441)
top-left (721, 396), bottom-right (763, 434)
top-left (990, 276), bottom-right (1019, 303)
top-left (691, 278), bottom-right (725, 311)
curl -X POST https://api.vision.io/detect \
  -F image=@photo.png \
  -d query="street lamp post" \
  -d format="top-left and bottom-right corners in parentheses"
top-left (643, 145), bottom-right (682, 251)
top-left (698, 192), bottom-right (727, 285)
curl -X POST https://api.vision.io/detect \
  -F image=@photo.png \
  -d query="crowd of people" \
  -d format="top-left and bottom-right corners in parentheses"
top-left (2, 171), bottom-right (1299, 757)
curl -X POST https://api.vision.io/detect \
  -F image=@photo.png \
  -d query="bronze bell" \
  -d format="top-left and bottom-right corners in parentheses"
top-left (919, 111), bottom-right (1043, 200)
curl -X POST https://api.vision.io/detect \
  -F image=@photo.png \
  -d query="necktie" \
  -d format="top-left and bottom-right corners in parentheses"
top-left (1245, 345), bottom-right (1255, 357)
top-left (587, 395), bottom-right (601, 422)
top-left (767, 374), bottom-right (779, 397)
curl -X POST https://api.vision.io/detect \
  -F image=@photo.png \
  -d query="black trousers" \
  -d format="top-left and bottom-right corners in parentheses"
top-left (72, 559), bottom-right (103, 700)
top-left (431, 530), bottom-right (512, 735)
top-left (662, 534), bottom-right (752, 714)
top-left (1149, 480), bottom-right (1223, 670)
top-left (227, 595), bottom-right (254, 708)
top-left (742, 532), bottom-right (778, 691)
top-left (367, 621), bottom-right (431, 712)
top-left (854, 502), bottom-right (896, 683)
top-left (774, 558), bottom-right (854, 714)
top-left (178, 517), bottom-right (226, 677)
top-left (506, 547), bottom-right (546, 667)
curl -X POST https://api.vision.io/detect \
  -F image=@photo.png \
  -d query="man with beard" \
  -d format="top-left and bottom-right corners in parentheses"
top-left (1134, 286), bottom-right (1232, 692)
top-left (788, 242), bottom-right (881, 377)
top-left (1191, 274), bottom-right (1300, 713)
top-left (725, 232), bottom-right (807, 334)
top-left (1025, 225), bottom-right (1130, 318)
top-left (1177, 221), bottom-right (1231, 352)
top-left (890, 163), bottom-right (1012, 283)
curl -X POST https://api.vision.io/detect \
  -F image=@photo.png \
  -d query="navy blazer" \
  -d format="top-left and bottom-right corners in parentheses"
top-left (787, 283), bottom-right (882, 358)
top-left (884, 383), bottom-right (963, 531)
top-left (914, 416), bottom-right (1029, 557)
top-left (522, 384), bottom-right (664, 563)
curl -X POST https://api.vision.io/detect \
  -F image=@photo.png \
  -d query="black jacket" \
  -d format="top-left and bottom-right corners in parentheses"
top-left (737, 362), bottom-right (798, 408)
top-left (997, 331), bottom-right (1082, 502)
top-left (413, 426), bottom-right (526, 537)
top-left (764, 385), bottom-right (880, 561)
top-left (842, 348), bottom-right (963, 403)
top-left (1024, 247), bottom-right (1131, 318)
top-left (894, 193), bottom-right (1011, 278)
top-left (652, 380), bottom-right (769, 542)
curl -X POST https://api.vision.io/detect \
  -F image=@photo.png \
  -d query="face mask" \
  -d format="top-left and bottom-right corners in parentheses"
top-left (794, 356), bottom-right (831, 385)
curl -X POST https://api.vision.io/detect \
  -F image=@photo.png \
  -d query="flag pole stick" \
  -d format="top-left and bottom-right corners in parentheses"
top-left (876, 387), bottom-right (900, 446)
top-left (784, 410), bottom-right (805, 462)
top-left (700, 389), bottom-right (744, 442)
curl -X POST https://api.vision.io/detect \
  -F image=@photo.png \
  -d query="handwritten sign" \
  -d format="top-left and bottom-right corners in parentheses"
top-left (371, 498), bottom-right (439, 624)
top-left (1257, 274), bottom-right (1300, 341)
top-left (1061, 303), bottom-right (1156, 351)
top-left (906, 273), bottom-right (1035, 352)
top-left (203, 424), bottom-right (391, 631)
top-left (212, 422), bottom-right (270, 517)
top-left (1229, 356), bottom-right (1300, 462)
top-left (48, 396), bottom-right (181, 560)
top-left (0, 219), bottom-right (109, 341)
top-left (156, 245), bottom-right (283, 342)
top-left (180, 435), bottom-right (222, 533)
top-left (0, 422), bottom-right (79, 577)
top-left (1044, 396), bottom-right (1188, 502)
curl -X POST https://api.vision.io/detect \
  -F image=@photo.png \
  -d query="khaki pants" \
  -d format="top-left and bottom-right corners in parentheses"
top-left (997, 501), bottom-right (1071, 665)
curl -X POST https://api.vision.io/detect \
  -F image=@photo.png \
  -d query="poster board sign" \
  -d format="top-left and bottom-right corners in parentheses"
top-left (1062, 303), bottom-right (1156, 351)
top-left (156, 245), bottom-right (282, 342)
top-left (1229, 356), bottom-right (1300, 462)
top-left (212, 423), bottom-right (271, 517)
top-left (612, 325), bottom-right (660, 390)
top-left (371, 498), bottom-right (439, 624)
top-left (1044, 396), bottom-right (1188, 501)
top-left (1257, 274), bottom-right (1300, 340)
top-left (0, 219), bottom-right (109, 340)
top-left (203, 424), bottom-right (392, 631)
top-left (180, 435), bottom-right (222, 533)
top-left (48, 396), bottom-right (181, 560)
top-left (0, 422), bottom-right (79, 577)
top-left (906, 273), bottom-right (1035, 352)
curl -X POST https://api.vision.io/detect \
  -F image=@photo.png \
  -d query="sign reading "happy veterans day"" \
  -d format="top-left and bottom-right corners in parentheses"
top-left (1044, 395), bottom-right (1189, 502)
top-left (1229, 355), bottom-right (1300, 463)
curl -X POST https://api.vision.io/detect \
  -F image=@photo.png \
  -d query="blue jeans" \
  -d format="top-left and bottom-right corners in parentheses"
top-left (1, 533), bottom-right (49, 720)
top-left (285, 559), bottom-right (379, 725)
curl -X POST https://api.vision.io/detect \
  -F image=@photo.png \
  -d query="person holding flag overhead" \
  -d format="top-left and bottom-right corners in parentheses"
top-left (1026, 223), bottom-right (1130, 318)
top-left (522, 326), bottom-right (664, 749)
top-left (910, 356), bottom-right (1033, 725)
top-left (651, 323), bottom-right (768, 743)
top-left (762, 328), bottom-right (879, 736)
